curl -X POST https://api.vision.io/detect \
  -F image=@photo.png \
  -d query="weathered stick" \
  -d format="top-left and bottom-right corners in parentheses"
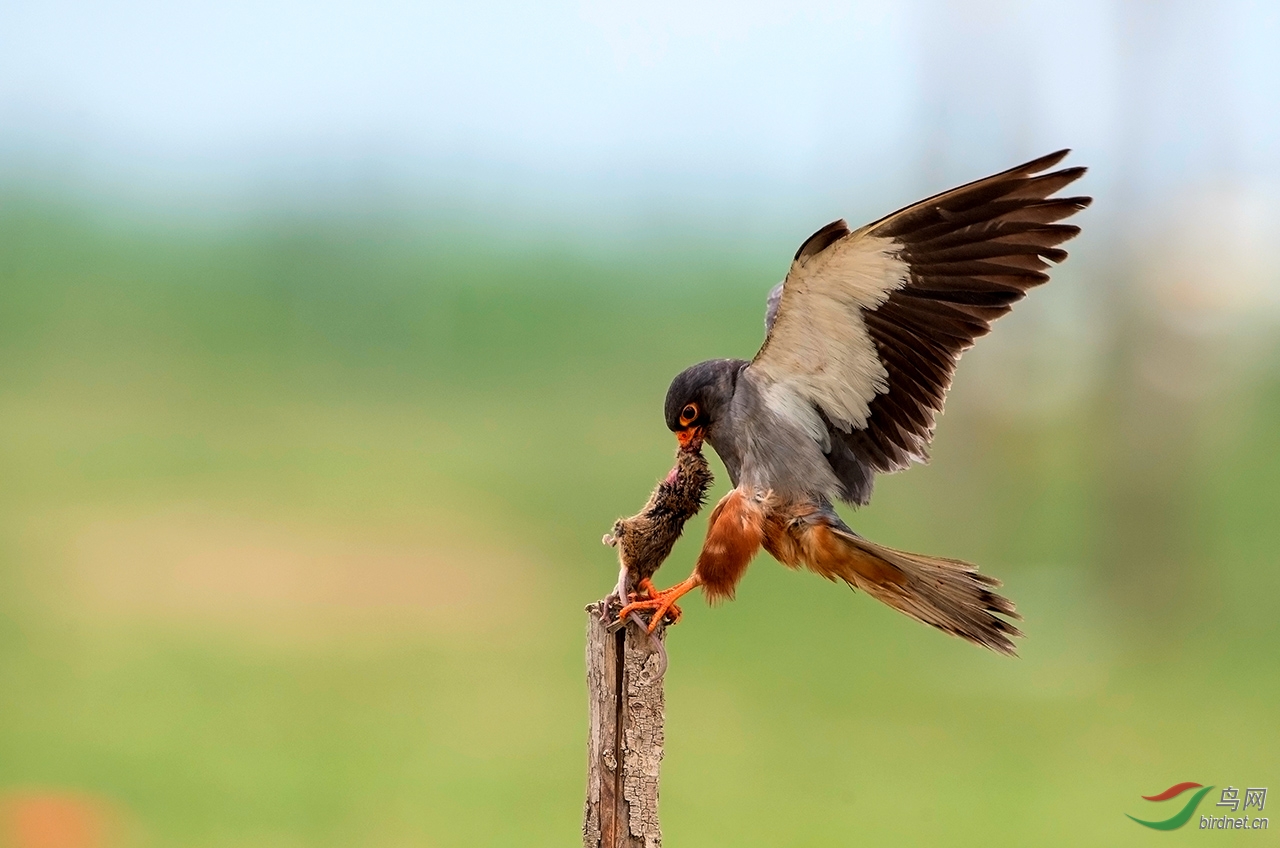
top-left (583, 601), bottom-right (667, 848)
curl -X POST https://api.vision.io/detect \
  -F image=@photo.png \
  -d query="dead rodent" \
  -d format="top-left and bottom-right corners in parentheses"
top-left (603, 445), bottom-right (713, 589)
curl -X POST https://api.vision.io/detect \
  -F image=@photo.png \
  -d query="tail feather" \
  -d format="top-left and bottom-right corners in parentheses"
top-left (820, 528), bottom-right (1023, 655)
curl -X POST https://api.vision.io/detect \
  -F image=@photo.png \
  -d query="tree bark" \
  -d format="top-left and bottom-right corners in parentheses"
top-left (583, 602), bottom-right (667, 848)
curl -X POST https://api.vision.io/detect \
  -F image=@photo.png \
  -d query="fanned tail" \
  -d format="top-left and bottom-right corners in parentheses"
top-left (834, 530), bottom-right (1022, 655)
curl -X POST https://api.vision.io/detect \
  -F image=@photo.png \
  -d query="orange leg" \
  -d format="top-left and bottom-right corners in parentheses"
top-left (617, 574), bottom-right (703, 633)
top-left (629, 577), bottom-right (684, 623)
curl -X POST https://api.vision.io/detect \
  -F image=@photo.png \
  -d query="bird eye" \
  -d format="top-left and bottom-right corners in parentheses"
top-left (680, 403), bottom-right (699, 425)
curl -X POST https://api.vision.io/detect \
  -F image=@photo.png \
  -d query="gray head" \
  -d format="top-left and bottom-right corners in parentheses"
top-left (664, 358), bottom-right (746, 447)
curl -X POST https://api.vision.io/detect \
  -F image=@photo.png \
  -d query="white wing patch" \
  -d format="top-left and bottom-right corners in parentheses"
top-left (750, 232), bottom-right (909, 431)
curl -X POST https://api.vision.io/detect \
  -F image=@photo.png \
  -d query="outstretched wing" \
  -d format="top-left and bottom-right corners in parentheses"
top-left (750, 150), bottom-right (1089, 490)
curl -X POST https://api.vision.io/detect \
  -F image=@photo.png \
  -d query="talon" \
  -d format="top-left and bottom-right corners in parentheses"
top-left (615, 597), bottom-right (667, 630)
top-left (616, 575), bottom-right (702, 633)
top-left (627, 578), bottom-right (683, 619)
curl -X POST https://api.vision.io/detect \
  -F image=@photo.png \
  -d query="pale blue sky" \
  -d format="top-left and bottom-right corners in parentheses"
top-left (1, 0), bottom-right (1277, 224)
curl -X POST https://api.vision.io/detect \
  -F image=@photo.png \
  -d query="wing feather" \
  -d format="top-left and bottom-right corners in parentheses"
top-left (750, 150), bottom-right (1090, 496)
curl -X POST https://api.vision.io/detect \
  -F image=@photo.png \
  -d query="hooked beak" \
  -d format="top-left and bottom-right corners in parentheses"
top-left (676, 425), bottom-right (705, 450)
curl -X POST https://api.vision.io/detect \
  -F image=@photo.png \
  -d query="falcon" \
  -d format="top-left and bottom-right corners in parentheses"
top-left (617, 150), bottom-right (1090, 654)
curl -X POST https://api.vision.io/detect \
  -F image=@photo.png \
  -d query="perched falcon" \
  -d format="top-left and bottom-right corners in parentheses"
top-left (618, 150), bottom-right (1090, 655)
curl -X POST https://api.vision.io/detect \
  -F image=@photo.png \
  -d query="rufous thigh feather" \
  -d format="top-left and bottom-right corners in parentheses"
top-left (695, 488), bottom-right (767, 602)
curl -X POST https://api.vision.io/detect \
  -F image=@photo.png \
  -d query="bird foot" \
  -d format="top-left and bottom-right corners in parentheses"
top-left (617, 576), bottom-right (698, 633)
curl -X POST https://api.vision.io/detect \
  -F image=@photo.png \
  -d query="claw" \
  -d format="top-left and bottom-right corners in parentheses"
top-left (616, 575), bottom-right (702, 633)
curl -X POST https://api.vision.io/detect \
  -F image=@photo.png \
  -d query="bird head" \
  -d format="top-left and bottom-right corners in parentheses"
top-left (664, 359), bottom-right (742, 450)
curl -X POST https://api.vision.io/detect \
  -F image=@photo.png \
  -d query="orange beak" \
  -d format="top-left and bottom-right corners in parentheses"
top-left (676, 426), bottom-right (705, 450)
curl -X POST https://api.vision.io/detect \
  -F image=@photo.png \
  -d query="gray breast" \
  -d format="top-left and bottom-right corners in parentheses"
top-left (710, 369), bottom-right (841, 500)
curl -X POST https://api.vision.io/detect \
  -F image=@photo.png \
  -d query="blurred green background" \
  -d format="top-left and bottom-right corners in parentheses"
top-left (2, 2), bottom-right (1279, 846)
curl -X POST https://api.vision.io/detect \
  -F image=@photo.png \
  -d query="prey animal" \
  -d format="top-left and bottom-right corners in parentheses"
top-left (603, 442), bottom-right (713, 624)
top-left (617, 150), bottom-right (1091, 655)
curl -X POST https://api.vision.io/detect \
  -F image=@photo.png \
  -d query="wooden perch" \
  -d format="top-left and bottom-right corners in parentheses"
top-left (583, 601), bottom-right (668, 848)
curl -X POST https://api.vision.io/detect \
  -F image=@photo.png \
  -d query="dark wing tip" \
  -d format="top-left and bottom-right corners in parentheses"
top-left (1026, 148), bottom-right (1071, 172)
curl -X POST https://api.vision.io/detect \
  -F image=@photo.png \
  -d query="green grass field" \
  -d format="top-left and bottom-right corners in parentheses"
top-left (1, 199), bottom-right (1277, 846)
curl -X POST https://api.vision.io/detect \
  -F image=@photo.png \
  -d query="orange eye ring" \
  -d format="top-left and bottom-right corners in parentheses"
top-left (679, 403), bottom-right (699, 427)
